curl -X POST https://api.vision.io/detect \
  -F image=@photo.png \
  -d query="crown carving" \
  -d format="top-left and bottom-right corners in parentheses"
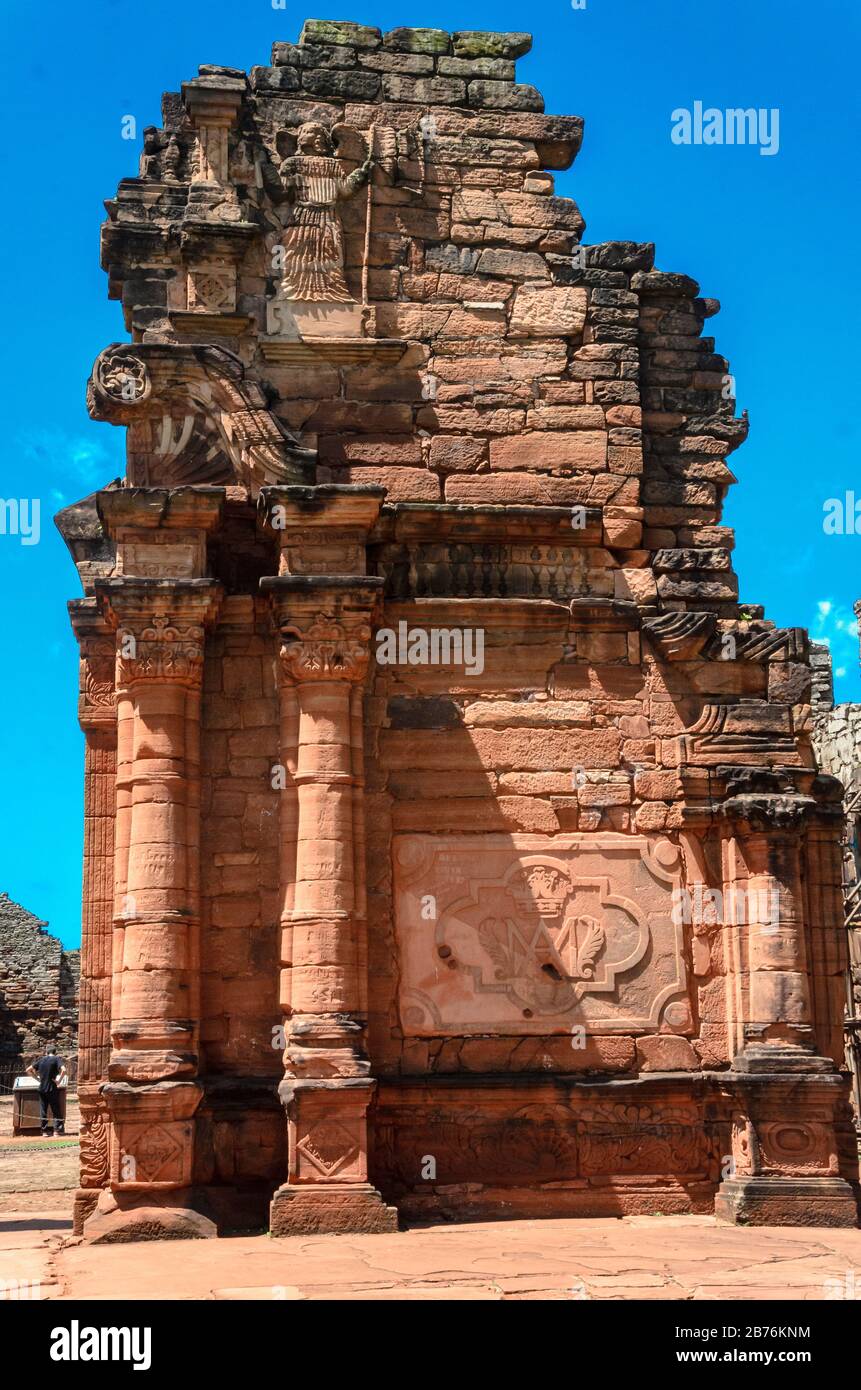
top-left (511, 864), bottom-right (572, 919)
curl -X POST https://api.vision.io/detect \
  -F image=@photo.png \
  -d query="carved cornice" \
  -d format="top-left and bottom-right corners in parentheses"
top-left (642, 610), bottom-right (716, 661)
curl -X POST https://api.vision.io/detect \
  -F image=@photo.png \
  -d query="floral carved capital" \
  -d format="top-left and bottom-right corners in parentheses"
top-left (116, 613), bottom-right (206, 687)
top-left (279, 611), bottom-right (371, 684)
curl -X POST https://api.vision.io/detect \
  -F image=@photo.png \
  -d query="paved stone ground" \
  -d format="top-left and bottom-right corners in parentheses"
top-left (0, 1107), bottom-right (859, 1300)
top-left (40, 1216), bottom-right (861, 1301)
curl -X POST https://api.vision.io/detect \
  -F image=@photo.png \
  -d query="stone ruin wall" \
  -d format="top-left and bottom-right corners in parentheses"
top-left (0, 894), bottom-right (79, 1080)
top-left (57, 20), bottom-right (859, 1235)
top-left (812, 634), bottom-right (861, 1122)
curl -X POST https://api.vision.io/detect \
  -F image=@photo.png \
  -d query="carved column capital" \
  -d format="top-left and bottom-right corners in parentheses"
top-left (116, 616), bottom-right (206, 688)
top-left (279, 610), bottom-right (372, 685)
top-left (262, 576), bottom-right (384, 689)
top-left (718, 793), bottom-right (817, 839)
top-left (95, 579), bottom-right (223, 689)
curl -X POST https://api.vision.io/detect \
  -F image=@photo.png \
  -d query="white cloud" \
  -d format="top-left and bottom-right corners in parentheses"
top-left (811, 598), bottom-right (859, 682)
top-left (2, 425), bottom-right (124, 511)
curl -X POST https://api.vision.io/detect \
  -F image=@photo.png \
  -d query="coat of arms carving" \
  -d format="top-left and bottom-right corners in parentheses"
top-left (393, 834), bottom-right (690, 1035)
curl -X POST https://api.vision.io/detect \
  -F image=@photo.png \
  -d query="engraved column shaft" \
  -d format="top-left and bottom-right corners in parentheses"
top-left (69, 602), bottom-right (118, 1228)
top-left (269, 583), bottom-right (381, 1080)
top-left (742, 830), bottom-right (812, 1044)
top-left (96, 578), bottom-right (221, 1198)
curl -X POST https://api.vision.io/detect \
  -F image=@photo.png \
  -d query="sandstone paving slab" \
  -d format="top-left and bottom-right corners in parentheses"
top-left (48, 1216), bottom-right (861, 1301)
top-left (319, 1285), bottom-right (503, 1299)
top-left (0, 1220), bottom-right (70, 1251)
top-left (212, 1284), bottom-right (304, 1300)
top-left (0, 1247), bottom-right (57, 1293)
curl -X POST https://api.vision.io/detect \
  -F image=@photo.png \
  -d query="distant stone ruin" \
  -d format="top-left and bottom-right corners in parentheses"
top-left (0, 894), bottom-right (79, 1083)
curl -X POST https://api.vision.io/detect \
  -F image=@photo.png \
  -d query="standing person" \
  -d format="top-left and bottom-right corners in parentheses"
top-left (26, 1048), bottom-right (66, 1137)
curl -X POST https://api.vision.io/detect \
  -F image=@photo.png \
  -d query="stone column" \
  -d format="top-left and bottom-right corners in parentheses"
top-left (69, 601), bottom-right (117, 1233)
top-left (86, 576), bottom-right (222, 1241)
top-left (714, 791), bottom-right (857, 1226)
top-left (262, 577), bottom-right (396, 1234)
top-left (256, 486), bottom-right (392, 1231)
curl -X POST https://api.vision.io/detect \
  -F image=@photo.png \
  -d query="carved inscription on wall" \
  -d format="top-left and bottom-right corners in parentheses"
top-left (393, 834), bottom-right (689, 1035)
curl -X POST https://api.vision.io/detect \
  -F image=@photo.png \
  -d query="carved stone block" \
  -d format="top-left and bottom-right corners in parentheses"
top-left (393, 833), bottom-right (690, 1035)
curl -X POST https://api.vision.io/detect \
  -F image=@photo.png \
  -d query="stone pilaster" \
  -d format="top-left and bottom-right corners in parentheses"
top-left (84, 577), bottom-right (222, 1240)
top-left (78, 487), bottom-right (225, 1241)
top-left (69, 600), bottom-right (117, 1232)
top-left (260, 486), bottom-right (396, 1234)
top-left (714, 790), bottom-right (858, 1226)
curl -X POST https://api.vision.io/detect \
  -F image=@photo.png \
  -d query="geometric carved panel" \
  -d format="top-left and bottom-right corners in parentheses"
top-left (393, 834), bottom-right (689, 1036)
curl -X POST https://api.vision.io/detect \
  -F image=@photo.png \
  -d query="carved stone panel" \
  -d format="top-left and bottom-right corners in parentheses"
top-left (393, 833), bottom-right (689, 1035)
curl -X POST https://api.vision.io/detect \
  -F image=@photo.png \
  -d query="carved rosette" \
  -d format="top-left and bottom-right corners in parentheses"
top-left (116, 614), bottom-right (206, 687)
top-left (95, 347), bottom-right (150, 404)
top-left (279, 611), bottom-right (371, 685)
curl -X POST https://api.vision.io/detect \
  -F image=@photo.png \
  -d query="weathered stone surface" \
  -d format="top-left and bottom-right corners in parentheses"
top-left (381, 73), bottom-right (466, 104)
top-left (84, 1204), bottom-right (218, 1244)
top-left (384, 26), bottom-right (450, 53)
top-left (299, 19), bottom-right (382, 48)
top-left (468, 80), bottom-right (544, 111)
top-left (452, 30), bottom-right (533, 59)
top-left (438, 55), bottom-right (514, 79)
top-left (509, 285), bottom-right (587, 337)
top-left (476, 247), bottom-right (549, 279)
top-left (490, 430), bottom-right (607, 471)
top-left (57, 17), bottom-right (856, 1244)
top-left (301, 67), bottom-right (381, 99)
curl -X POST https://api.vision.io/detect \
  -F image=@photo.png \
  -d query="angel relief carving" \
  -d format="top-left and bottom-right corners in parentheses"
top-left (266, 122), bottom-right (374, 338)
top-left (275, 122), bottom-right (372, 303)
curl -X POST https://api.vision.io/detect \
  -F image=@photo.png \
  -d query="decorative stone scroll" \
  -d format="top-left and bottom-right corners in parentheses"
top-left (393, 833), bottom-right (690, 1035)
top-left (87, 342), bottom-right (313, 491)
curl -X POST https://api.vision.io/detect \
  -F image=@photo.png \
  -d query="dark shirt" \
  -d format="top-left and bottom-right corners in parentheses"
top-left (34, 1056), bottom-right (62, 1094)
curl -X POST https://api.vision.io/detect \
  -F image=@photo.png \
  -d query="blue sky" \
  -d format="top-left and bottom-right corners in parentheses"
top-left (0, 0), bottom-right (858, 946)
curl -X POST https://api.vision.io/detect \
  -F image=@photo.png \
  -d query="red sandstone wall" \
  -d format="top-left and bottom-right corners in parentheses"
top-left (55, 20), bottom-right (857, 1230)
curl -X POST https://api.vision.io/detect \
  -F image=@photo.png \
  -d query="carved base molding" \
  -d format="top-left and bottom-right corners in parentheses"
top-left (373, 1072), bottom-right (860, 1228)
top-left (396, 1181), bottom-right (716, 1224)
top-left (715, 1177), bottom-right (858, 1228)
top-left (269, 1183), bottom-right (399, 1236)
